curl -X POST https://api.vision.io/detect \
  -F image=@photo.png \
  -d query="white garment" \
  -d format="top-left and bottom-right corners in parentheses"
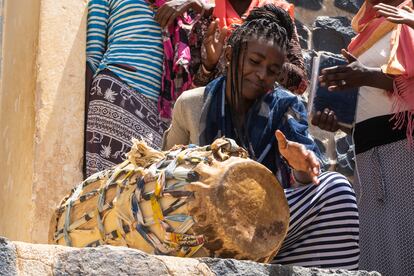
top-left (356, 32), bottom-right (393, 123)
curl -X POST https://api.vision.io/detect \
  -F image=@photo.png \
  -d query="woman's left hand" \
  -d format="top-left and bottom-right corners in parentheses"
top-left (319, 49), bottom-right (369, 91)
top-left (155, 0), bottom-right (209, 28)
top-left (275, 130), bottom-right (320, 184)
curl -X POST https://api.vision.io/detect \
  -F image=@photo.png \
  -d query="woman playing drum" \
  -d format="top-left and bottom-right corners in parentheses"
top-left (163, 5), bottom-right (360, 269)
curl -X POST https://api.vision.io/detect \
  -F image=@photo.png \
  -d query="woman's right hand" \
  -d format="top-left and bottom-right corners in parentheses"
top-left (202, 19), bottom-right (229, 71)
top-left (374, 3), bottom-right (414, 30)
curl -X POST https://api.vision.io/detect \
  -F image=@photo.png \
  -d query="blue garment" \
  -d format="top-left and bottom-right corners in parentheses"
top-left (200, 77), bottom-right (323, 188)
top-left (87, 0), bottom-right (163, 100)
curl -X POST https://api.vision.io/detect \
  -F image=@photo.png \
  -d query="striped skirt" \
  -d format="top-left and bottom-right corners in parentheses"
top-left (84, 69), bottom-right (168, 177)
top-left (273, 171), bottom-right (360, 270)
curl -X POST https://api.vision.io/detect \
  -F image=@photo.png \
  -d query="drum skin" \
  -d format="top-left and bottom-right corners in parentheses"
top-left (49, 138), bottom-right (289, 263)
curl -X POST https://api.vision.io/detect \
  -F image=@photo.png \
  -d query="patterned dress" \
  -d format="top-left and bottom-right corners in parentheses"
top-left (85, 0), bottom-right (168, 177)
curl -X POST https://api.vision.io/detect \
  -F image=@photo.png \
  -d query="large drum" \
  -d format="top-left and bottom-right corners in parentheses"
top-left (49, 138), bottom-right (289, 262)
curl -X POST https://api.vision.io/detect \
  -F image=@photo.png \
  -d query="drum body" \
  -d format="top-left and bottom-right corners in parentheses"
top-left (50, 138), bottom-right (289, 262)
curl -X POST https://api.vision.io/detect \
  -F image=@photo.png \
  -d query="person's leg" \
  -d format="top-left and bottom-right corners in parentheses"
top-left (272, 171), bottom-right (359, 270)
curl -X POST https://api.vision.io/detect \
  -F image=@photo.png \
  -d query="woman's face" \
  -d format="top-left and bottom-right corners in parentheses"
top-left (236, 40), bottom-right (285, 101)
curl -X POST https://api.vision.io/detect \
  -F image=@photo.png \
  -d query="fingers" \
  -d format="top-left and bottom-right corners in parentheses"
top-left (311, 111), bottom-right (321, 126)
top-left (319, 71), bottom-right (351, 86)
top-left (155, 3), bottom-right (185, 28)
top-left (155, 5), bottom-right (172, 28)
top-left (376, 9), bottom-right (399, 18)
top-left (312, 109), bottom-right (339, 132)
top-left (341, 49), bottom-right (357, 63)
top-left (374, 3), bottom-right (399, 13)
top-left (402, 6), bottom-right (414, 13)
top-left (275, 130), bottom-right (288, 151)
top-left (217, 26), bottom-right (228, 44)
top-left (321, 65), bottom-right (350, 75)
top-left (305, 151), bottom-right (321, 184)
top-left (166, 11), bottom-right (179, 28)
top-left (383, 16), bottom-right (406, 24)
top-left (206, 19), bottom-right (219, 37)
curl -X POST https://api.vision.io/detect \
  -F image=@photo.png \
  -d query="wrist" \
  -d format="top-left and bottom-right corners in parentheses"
top-left (202, 62), bottom-right (216, 72)
top-left (292, 170), bottom-right (313, 186)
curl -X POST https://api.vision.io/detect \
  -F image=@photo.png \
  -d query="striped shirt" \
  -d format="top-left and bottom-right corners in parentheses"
top-left (87, 0), bottom-right (163, 100)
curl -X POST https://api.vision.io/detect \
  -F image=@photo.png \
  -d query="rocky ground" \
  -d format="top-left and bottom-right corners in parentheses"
top-left (0, 237), bottom-right (380, 275)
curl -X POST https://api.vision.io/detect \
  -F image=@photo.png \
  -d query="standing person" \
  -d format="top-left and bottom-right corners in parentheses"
top-left (312, 0), bottom-right (414, 274)
top-left (85, 0), bottom-right (170, 176)
top-left (164, 5), bottom-right (360, 269)
top-left (155, 0), bottom-right (308, 94)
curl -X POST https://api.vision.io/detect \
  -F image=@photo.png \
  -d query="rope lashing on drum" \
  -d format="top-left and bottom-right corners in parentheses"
top-left (53, 138), bottom-right (246, 257)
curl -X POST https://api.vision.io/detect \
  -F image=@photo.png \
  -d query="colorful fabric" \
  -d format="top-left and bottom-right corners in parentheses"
top-left (85, 69), bottom-right (168, 177)
top-left (213, 0), bottom-right (294, 29)
top-left (199, 76), bottom-right (323, 188)
top-left (147, 1), bottom-right (203, 120)
top-left (86, 0), bottom-right (164, 101)
top-left (348, 0), bottom-right (414, 145)
top-left (273, 171), bottom-right (359, 270)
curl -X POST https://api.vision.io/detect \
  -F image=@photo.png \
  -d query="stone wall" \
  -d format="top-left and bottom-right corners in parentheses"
top-left (0, 0), bottom-right (87, 243)
top-left (0, 237), bottom-right (380, 276)
top-left (0, 0), bottom-right (41, 243)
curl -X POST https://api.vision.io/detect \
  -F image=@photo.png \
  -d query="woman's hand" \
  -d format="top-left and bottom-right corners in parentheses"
top-left (319, 49), bottom-right (370, 91)
top-left (311, 108), bottom-right (352, 134)
top-left (319, 49), bottom-right (394, 91)
top-left (155, 0), bottom-right (210, 28)
top-left (374, 3), bottom-right (414, 30)
top-left (275, 130), bottom-right (320, 185)
top-left (202, 19), bottom-right (229, 71)
top-left (311, 108), bottom-right (340, 132)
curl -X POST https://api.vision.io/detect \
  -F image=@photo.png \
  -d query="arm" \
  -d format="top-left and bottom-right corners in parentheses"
top-left (191, 19), bottom-right (228, 87)
top-left (277, 98), bottom-right (324, 185)
top-left (86, 0), bottom-right (109, 88)
top-left (162, 95), bottom-right (190, 150)
top-left (278, 25), bottom-right (309, 94)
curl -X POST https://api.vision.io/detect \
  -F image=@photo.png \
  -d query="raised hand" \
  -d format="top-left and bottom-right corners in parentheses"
top-left (374, 3), bottom-right (414, 29)
top-left (202, 19), bottom-right (229, 71)
top-left (155, 0), bottom-right (208, 28)
top-left (275, 130), bottom-right (320, 185)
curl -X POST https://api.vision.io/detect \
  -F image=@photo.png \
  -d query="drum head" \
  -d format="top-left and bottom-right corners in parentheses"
top-left (189, 158), bottom-right (289, 262)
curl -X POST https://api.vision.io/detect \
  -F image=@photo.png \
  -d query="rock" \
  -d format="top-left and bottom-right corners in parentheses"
top-left (302, 49), bottom-right (317, 81)
top-left (334, 0), bottom-right (364, 13)
top-left (312, 16), bottom-right (356, 53)
top-left (0, 237), bottom-right (17, 276)
top-left (295, 19), bottom-right (311, 49)
top-left (0, 237), bottom-right (381, 275)
top-left (286, 0), bottom-right (323, 11)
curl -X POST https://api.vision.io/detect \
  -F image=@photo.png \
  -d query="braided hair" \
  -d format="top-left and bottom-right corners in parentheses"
top-left (226, 4), bottom-right (293, 115)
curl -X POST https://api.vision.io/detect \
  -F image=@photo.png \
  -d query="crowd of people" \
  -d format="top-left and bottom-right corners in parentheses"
top-left (85, 0), bottom-right (414, 274)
